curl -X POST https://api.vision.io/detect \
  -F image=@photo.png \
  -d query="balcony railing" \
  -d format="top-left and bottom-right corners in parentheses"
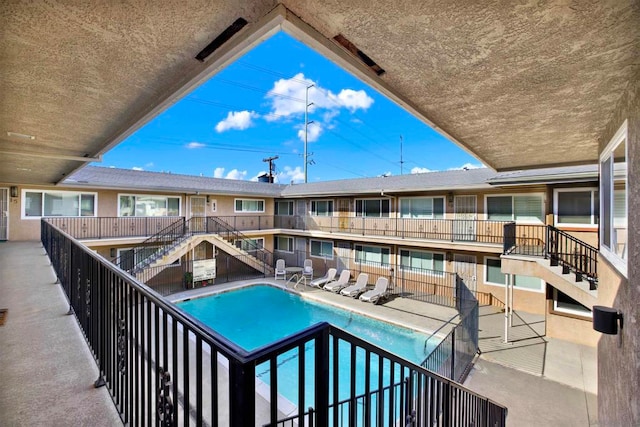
top-left (50, 215), bottom-right (510, 246)
top-left (41, 220), bottom-right (507, 426)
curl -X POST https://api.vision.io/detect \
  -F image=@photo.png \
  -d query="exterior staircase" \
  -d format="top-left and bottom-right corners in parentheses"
top-left (502, 223), bottom-right (598, 308)
top-left (117, 217), bottom-right (275, 284)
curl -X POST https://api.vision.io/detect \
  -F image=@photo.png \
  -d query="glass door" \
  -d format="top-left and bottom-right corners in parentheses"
top-left (0, 188), bottom-right (8, 240)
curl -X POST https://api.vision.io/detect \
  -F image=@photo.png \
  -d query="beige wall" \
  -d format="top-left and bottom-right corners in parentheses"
top-left (546, 311), bottom-right (599, 347)
top-left (595, 70), bottom-right (639, 427)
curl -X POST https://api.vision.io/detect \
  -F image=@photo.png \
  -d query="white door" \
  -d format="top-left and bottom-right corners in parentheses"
top-left (190, 196), bottom-right (206, 232)
top-left (454, 195), bottom-right (477, 241)
top-left (0, 188), bottom-right (8, 240)
top-left (454, 254), bottom-right (477, 292)
top-left (336, 242), bottom-right (351, 273)
top-left (296, 200), bottom-right (307, 229)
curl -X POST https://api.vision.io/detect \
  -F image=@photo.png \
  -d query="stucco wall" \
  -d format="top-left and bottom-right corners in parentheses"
top-left (596, 70), bottom-right (639, 426)
top-left (546, 311), bottom-right (599, 347)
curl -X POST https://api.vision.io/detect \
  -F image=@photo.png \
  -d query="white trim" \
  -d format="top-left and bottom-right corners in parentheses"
top-left (117, 193), bottom-right (182, 217)
top-left (599, 120), bottom-right (628, 277)
top-left (310, 239), bottom-right (334, 259)
top-left (552, 288), bottom-right (592, 318)
top-left (354, 243), bottom-right (391, 266)
top-left (484, 192), bottom-right (545, 224)
top-left (310, 199), bottom-right (334, 217)
top-left (553, 187), bottom-right (599, 228)
top-left (234, 198), bottom-right (265, 213)
top-left (483, 256), bottom-right (544, 293)
top-left (274, 235), bottom-right (294, 253)
top-left (0, 187), bottom-right (9, 240)
top-left (399, 247), bottom-right (446, 277)
top-left (21, 189), bottom-right (98, 220)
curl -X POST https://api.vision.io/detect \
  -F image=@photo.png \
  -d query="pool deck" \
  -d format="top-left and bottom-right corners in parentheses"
top-left (0, 241), bottom-right (597, 426)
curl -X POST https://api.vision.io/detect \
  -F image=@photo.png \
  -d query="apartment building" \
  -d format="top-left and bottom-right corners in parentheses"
top-left (2, 162), bottom-right (614, 348)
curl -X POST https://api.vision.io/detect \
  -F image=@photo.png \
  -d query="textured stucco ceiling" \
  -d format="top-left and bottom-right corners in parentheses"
top-left (1, 0), bottom-right (638, 185)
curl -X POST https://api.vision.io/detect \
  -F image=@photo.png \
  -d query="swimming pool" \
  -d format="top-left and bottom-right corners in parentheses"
top-left (177, 284), bottom-right (438, 415)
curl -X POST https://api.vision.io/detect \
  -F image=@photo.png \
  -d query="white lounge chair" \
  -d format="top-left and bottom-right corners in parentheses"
top-left (309, 268), bottom-right (337, 288)
top-left (359, 277), bottom-right (389, 304)
top-left (340, 273), bottom-right (369, 297)
top-left (323, 270), bottom-right (351, 293)
top-left (302, 259), bottom-right (314, 280)
top-left (274, 259), bottom-right (286, 280)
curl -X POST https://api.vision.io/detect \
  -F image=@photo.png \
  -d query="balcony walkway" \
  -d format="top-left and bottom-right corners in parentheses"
top-left (0, 241), bottom-right (597, 426)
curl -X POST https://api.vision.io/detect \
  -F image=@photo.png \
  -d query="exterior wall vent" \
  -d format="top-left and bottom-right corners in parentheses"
top-left (333, 34), bottom-right (385, 76)
top-left (195, 18), bottom-right (248, 62)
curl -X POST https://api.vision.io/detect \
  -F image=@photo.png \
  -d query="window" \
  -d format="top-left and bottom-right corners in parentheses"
top-left (554, 189), bottom-right (599, 226)
top-left (600, 120), bottom-right (627, 276)
top-left (310, 200), bottom-right (333, 216)
top-left (119, 195), bottom-right (180, 217)
top-left (400, 197), bottom-right (445, 219)
top-left (355, 199), bottom-right (390, 217)
top-left (310, 239), bottom-right (333, 259)
top-left (484, 257), bottom-right (542, 291)
top-left (553, 289), bottom-right (592, 318)
top-left (355, 245), bottom-right (390, 266)
top-left (487, 194), bottom-right (543, 223)
top-left (236, 238), bottom-right (264, 253)
top-left (23, 190), bottom-right (96, 218)
top-left (400, 249), bottom-right (444, 274)
top-left (274, 236), bottom-right (294, 253)
top-left (275, 201), bottom-right (294, 216)
top-left (234, 199), bottom-right (265, 213)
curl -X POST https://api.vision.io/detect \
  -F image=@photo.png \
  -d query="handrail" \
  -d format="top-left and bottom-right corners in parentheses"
top-left (206, 216), bottom-right (275, 267)
top-left (546, 224), bottom-right (598, 286)
top-left (42, 219), bottom-right (507, 426)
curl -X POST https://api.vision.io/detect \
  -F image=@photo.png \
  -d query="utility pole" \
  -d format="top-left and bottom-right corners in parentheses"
top-left (304, 84), bottom-right (315, 183)
top-left (400, 135), bottom-right (404, 175)
top-left (262, 155), bottom-right (278, 183)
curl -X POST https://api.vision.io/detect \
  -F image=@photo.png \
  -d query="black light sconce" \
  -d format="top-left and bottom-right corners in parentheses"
top-left (206, 195), bottom-right (210, 204)
top-left (593, 305), bottom-right (623, 335)
top-left (110, 248), bottom-right (117, 258)
top-left (447, 192), bottom-right (454, 205)
top-left (10, 186), bottom-right (18, 198)
top-left (446, 251), bottom-right (453, 262)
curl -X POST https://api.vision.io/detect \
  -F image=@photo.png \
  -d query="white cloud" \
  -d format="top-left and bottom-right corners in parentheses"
top-left (333, 89), bottom-right (374, 112)
top-left (276, 166), bottom-right (305, 183)
top-left (265, 73), bottom-right (374, 123)
top-left (449, 163), bottom-right (486, 170)
top-left (132, 166), bottom-right (144, 171)
top-left (296, 122), bottom-right (323, 143)
top-left (215, 110), bottom-right (258, 132)
top-left (213, 167), bottom-right (225, 178)
top-left (145, 162), bottom-right (154, 168)
top-left (224, 169), bottom-right (247, 180)
top-left (212, 167), bottom-right (247, 180)
top-left (186, 142), bottom-right (206, 149)
top-left (411, 167), bottom-right (432, 174)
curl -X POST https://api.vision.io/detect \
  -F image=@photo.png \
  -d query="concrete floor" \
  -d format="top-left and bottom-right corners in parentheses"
top-left (1, 241), bottom-right (598, 426)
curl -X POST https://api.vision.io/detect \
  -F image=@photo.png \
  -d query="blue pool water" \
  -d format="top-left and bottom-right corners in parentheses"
top-left (177, 285), bottom-right (438, 413)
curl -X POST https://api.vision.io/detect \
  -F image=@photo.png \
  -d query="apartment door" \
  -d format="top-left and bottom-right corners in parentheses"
top-left (190, 196), bottom-right (206, 232)
top-left (0, 188), bottom-right (8, 240)
top-left (454, 195), bottom-right (477, 241)
top-left (453, 254), bottom-right (477, 292)
top-left (338, 198), bottom-right (350, 231)
top-left (296, 200), bottom-right (307, 229)
top-left (336, 242), bottom-right (351, 273)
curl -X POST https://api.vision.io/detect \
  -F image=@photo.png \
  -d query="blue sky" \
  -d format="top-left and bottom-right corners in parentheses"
top-left (97, 32), bottom-right (483, 183)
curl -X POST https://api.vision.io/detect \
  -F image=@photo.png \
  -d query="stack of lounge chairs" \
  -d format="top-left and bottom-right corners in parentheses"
top-left (320, 269), bottom-right (390, 305)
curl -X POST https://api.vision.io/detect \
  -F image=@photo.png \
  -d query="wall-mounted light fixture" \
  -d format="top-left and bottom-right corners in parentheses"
top-left (206, 195), bottom-right (210, 203)
top-left (446, 251), bottom-right (453, 262)
top-left (593, 305), bottom-right (623, 335)
top-left (447, 192), bottom-right (454, 204)
top-left (110, 248), bottom-right (117, 258)
top-left (10, 186), bottom-right (18, 198)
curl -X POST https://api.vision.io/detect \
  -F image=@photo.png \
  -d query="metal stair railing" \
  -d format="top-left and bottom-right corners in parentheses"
top-left (546, 225), bottom-right (598, 288)
top-left (113, 217), bottom-right (190, 273)
top-left (206, 216), bottom-right (275, 271)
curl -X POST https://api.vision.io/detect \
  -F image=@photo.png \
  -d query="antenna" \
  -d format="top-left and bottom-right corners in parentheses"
top-left (400, 135), bottom-right (404, 175)
top-left (262, 155), bottom-right (279, 183)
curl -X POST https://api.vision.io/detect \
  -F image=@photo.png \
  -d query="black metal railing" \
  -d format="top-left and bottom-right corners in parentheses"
top-left (42, 220), bottom-right (507, 426)
top-left (547, 225), bottom-right (598, 287)
top-left (44, 216), bottom-right (183, 239)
